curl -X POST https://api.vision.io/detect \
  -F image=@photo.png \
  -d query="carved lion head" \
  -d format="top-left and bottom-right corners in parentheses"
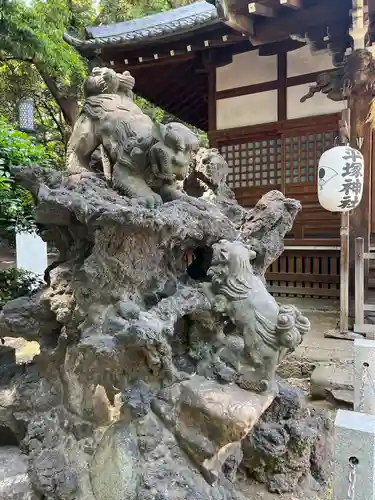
top-left (84, 67), bottom-right (120, 97)
top-left (153, 122), bottom-right (199, 154)
top-left (208, 240), bottom-right (256, 300)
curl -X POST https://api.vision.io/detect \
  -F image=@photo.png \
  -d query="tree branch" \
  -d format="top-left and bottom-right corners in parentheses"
top-left (35, 63), bottom-right (79, 127)
top-left (0, 52), bottom-right (79, 127)
top-left (0, 55), bottom-right (34, 63)
top-left (38, 96), bottom-right (67, 145)
top-left (34, 103), bottom-right (47, 144)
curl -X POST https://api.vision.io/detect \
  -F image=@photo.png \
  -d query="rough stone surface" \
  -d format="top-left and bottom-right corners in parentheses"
top-left (329, 389), bottom-right (353, 406)
top-left (66, 66), bottom-right (199, 208)
top-left (242, 382), bottom-right (333, 494)
top-left (0, 68), bottom-right (326, 500)
top-left (240, 190), bottom-right (300, 279)
top-left (310, 363), bottom-right (353, 399)
top-left (0, 446), bottom-right (40, 499)
top-left (153, 376), bottom-right (274, 483)
top-left (90, 423), bottom-right (139, 500)
top-left (0, 292), bottom-right (60, 343)
top-left (0, 345), bottom-right (16, 365)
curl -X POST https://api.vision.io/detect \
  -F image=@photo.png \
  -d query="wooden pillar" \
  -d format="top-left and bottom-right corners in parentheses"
top-left (208, 62), bottom-right (217, 136)
top-left (347, 0), bottom-right (373, 304)
top-left (348, 92), bottom-right (373, 302)
top-left (277, 52), bottom-right (287, 121)
top-left (341, 211), bottom-right (350, 333)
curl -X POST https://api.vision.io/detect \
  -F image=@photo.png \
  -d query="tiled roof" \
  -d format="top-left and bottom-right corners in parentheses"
top-left (64, 2), bottom-right (218, 50)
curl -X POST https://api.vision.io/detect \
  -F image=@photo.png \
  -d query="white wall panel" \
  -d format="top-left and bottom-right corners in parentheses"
top-left (216, 50), bottom-right (277, 91)
top-left (287, 84), bottom-right (343, 119)
top-left (287, 45), bottom-right (334, 77)
top-left (216, 90), bottom-right (278, 129)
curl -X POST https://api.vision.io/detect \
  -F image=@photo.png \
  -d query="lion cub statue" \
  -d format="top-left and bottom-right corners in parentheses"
top-left (66, 66), bottom-right (199, 207)
top-left (203, 239), bottom-right (310, 393)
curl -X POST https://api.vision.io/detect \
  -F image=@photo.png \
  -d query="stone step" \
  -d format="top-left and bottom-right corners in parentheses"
top-left (310, 363), bottom-right (353, 404)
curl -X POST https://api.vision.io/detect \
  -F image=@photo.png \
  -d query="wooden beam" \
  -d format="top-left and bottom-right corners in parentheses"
top-left (249, 0), bottom-right (350, 46)
top-left (216, 70), bottom-right (324, 100)
top-left (248, 2), bottom-right (275, 17)
top-left (208, 112), bottom-right (340, 143)
top-left (223, 12), bottom-right (254, 35)
top-left (279, 0), bottom-right (301, 8)
top-left (277, 52), bottom-right (287, 121)
top-left (217, 79), bottom-right (278, 100)
top-left (208, 61), bottom-right (217, 132)
top-left (113, 53), bottom-right (195, 71)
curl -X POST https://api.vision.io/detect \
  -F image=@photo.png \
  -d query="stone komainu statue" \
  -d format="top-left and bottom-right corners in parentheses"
top-left (203, 239), bottom-right (310, 393)
top-left (66, 67), bottom-right (199, 207)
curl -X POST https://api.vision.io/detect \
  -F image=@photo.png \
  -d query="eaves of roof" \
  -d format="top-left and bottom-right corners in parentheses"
top-left (63, 1), bottom-right (219, 52)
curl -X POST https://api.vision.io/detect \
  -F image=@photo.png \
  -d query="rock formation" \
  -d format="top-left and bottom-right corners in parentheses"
top-left (0, 67), bottom-right (330, 499)
top-left (242, 381), bottom-right (332, 494)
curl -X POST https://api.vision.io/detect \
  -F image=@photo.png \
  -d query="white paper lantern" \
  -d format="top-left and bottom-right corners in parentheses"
top-left (317, 145), bottom-right (364, 212)
top-left (18, 98), bottom-right (34, 131)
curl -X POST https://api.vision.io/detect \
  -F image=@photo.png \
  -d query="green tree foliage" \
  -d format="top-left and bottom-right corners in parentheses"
top-left (0, 0), bottom-right (207, 148)
top-left (0, 0), bottom-right (97, 125)
top-left (0, 0), bottom-right (97, 156)
top-left (96, 0), bottom-right (194, 24)
top-left (0, 117), bottom-right (57, 241)
top-left (0, 267), bottom-right (44, 309)
top-left (0, 0), bottom-right (199, 138)
top-left (0, 62), bottom-right (71, 158)
top-left (0, 0), bottom-right (207, 241)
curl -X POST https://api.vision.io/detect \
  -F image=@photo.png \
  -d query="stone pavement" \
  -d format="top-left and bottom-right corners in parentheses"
top-left (278, 297), bottom-right (354, 409)
top-left (280, 297), bottom-right (353, 364)
top-left (0, 247), bottom-right (16, 270)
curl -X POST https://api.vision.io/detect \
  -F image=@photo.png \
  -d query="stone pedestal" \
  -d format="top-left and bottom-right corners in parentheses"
top-left (334, 409), bottom-right (375, 500)
top-left (354, 338), bottom-right (375, 414)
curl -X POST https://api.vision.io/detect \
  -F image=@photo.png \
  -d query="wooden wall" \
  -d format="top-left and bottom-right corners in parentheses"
top-left (211, 114), bottom-right (341, 246)
top-left (215, 45), bottom-right (343, 129)
top-left (210, 45), bottom-right (343, 298)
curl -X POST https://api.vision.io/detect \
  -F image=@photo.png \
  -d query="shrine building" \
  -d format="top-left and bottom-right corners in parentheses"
top-left (65, 0), bottom-right (375, 299)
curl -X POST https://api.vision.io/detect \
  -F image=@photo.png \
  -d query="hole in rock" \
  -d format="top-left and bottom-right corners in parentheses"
top-left (186, 246), bottom-right (213, 281)
top-left (0, 425), bottom-right (20, 447)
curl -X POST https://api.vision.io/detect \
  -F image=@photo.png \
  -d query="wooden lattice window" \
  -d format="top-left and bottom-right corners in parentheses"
top-left (284, 131), bottom-right (336, 184)
top-left (220, 138), bottom-right (282, 189)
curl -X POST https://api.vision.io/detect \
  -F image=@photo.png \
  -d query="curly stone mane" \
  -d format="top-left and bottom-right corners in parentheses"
top-left (82, 95), bottom-right (125, 120)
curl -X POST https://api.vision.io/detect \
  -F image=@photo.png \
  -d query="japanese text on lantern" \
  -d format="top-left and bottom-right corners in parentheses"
top-left (338, 148), bottom-right (363, 210)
